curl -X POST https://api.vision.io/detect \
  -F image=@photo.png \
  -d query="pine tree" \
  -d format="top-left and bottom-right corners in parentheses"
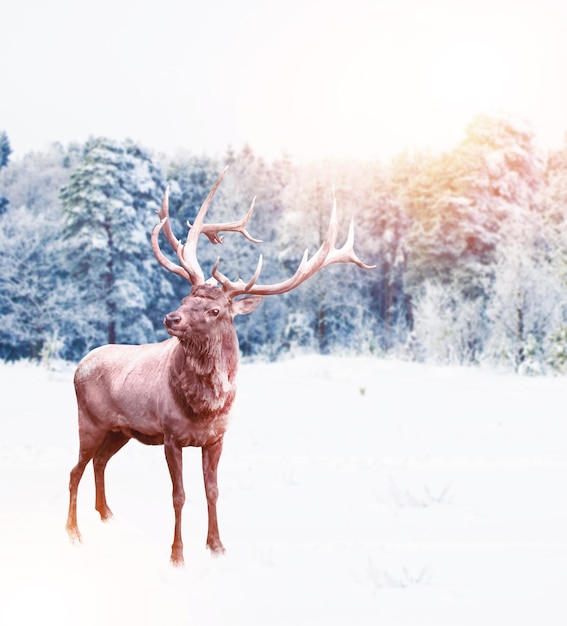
top-left (163, 152), bottom-right (223, 306)
top-left (0, 143), bottom-right (87, 360)
top-left (396, 114), bottom-right (545, 364)
top-left (0, 131), bottom-right (11, 215)
top-left (355, 164), bottom-right (411, 352)
top-left (0, 142), bottom-right (80, 214)
top-left (216, 146), bottom-right (290, 356)
top-left (0, 132), bottom-right (10, 169)
top-left (60, 137), bottom-right (165, 348)
top-left (400, 114), bottom-right (543, 295)
top-left (274, 161), bottom-right (378, 355)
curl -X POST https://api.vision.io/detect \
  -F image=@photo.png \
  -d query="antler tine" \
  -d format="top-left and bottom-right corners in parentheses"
top-left (151, 170), bottom-right (228, 286)
top-left (151, 189), bottom-right (193, 282)
top-left (212, 254), bottom-right (264, 294)
top-left (214, 186), bottom-right (375, 298)
top-left (198, 197), bottom-right (263, 245)
top-left (152, 167), bottom-right (266, 287)
top-left (328, 218), bottom-right (376, 270)
top-left (157, 185), bottom-right (182, 253)
top-left (176, 167), bottom-right (230, 285)
top-left (179, 167), bottom-right (265, 283)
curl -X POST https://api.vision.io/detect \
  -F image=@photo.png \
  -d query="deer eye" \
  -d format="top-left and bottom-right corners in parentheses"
top-left (210, 308), bottom-right (220, 317)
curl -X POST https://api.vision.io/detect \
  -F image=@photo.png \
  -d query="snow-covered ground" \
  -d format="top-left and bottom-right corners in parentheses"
top-left (1, 355), bottom-right (567, 625)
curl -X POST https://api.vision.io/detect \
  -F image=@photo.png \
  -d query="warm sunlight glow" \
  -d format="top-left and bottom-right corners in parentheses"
top-left (244, 5), bottom-right (548, 161)
top-left (427, 40), bottom-right (513, 115)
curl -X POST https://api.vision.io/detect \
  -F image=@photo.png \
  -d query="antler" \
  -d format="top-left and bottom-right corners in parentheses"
top-left (151, 167), bottom-right (261, 285)
top-left (152, 170), bottom-right (375, 293)
top-left (212, 187), bottom-right (376, 297)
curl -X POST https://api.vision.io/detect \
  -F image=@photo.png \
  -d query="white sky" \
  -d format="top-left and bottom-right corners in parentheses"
top-left (2, 0), bottom-right (567, 162)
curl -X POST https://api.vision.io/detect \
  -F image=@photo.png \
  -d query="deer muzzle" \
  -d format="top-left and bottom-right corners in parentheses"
top-left (164, 312), bottom-right (182, 334)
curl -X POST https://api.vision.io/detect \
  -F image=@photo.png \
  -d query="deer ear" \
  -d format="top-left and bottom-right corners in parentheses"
top-left (232, 295), bottom-right (263, 317)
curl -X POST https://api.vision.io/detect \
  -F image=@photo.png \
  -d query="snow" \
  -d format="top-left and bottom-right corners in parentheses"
top-left (1, 355), bottom-right (567, 625)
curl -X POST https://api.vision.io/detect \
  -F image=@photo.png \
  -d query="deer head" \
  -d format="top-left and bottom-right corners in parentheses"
top-left (151, 167), bottom-right (375, 324)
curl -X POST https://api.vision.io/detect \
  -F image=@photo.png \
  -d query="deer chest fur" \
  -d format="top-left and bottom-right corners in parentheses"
top-left (167, 362), bottom-right (237, 447)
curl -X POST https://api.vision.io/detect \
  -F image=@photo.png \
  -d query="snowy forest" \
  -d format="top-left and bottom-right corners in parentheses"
top-left (2, 112), bottom-right (567, 373)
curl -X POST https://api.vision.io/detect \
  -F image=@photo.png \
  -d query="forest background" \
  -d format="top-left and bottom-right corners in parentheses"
top-left (2, 113), bottom-right (567, 373)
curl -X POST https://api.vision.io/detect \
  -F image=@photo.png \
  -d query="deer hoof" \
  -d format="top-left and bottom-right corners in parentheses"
top-left (66, 525), bottom-right (82, 544)
top-left (170, 551), bottom-right (185, 567)
top-left (207, 539), bottom-right (226, 556)
top-left (97, 507), bottom-right (114, 523)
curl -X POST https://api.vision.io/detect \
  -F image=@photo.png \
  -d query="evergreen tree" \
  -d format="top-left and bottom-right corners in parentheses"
top-left (163, 152), bottom-right (223, 307)
top-left (0, 142), bottom-right (80, 214)
top-left (217, 146), bottom-right (290, 356)
top-left (400, 114), bottom-right (543, 295)
top-left (531, 136), bottom-right (567, 371)
top-left (0, 131), bottom-right (10, 169)
top-left (354, 163), bottom-right (411, 351)
top-left (396, 114), bottom-right (545, 364)
top-left (0, 143), bottom-right (86, 360)
top-left (60, 137), bottom-right (165, 349)
top-left (0, 205), bottom-right (85, 360)
top-left (542, 135), bottom-right (567, 281)
top-left (0, 131), bottom-right (11, 215)
top-left (410, 279), bottom-right (488, 365)
top-left (474, 116), bottom-right (551, 369)
top-left (274, 161), bottom-right (379, 355)
top-left (484, 239), bottom-right (563, 372)
top-left (168, 146), bottom-right (292, 357)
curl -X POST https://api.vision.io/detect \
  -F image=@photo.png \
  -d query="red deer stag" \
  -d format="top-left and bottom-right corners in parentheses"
top-left (66, 167), bottom-right (375, 565)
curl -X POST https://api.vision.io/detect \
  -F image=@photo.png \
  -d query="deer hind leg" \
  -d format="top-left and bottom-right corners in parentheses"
top-left (202, 437), bottom-right (225, 555)
top-left (93, 431), bottom-right (130, 521)
top-left (66, 455), bottom-right (90, 542)
top-left (66, 429), bottom-right (107, 543)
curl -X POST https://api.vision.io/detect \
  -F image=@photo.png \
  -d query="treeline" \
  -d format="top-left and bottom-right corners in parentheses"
top-left (2, 113), bottom-right (567, 372)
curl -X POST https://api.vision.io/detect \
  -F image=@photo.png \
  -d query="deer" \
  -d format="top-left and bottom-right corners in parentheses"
top-left (65, 167), bottom-right (375, 565)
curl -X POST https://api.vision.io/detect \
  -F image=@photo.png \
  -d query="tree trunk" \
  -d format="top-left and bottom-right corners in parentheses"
top-left (516, 306), bottom-right (525, 365)
top-left (104, 221), bottom-right (116, 344)
top-left (316, 304), bottom-right (327, 353)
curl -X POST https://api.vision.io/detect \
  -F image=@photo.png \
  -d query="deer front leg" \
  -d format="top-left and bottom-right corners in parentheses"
top-left (164, 439), bottom-right (185, 566)
top-left (202, 436), bottom-right (225, 555)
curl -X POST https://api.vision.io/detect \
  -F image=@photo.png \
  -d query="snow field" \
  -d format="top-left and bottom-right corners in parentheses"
top-left (1, 356), bottom-right (566, 625)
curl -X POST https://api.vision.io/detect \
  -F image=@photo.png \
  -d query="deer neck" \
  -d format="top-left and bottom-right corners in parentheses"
top-left (170, 332), bottom-right (238, 418)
